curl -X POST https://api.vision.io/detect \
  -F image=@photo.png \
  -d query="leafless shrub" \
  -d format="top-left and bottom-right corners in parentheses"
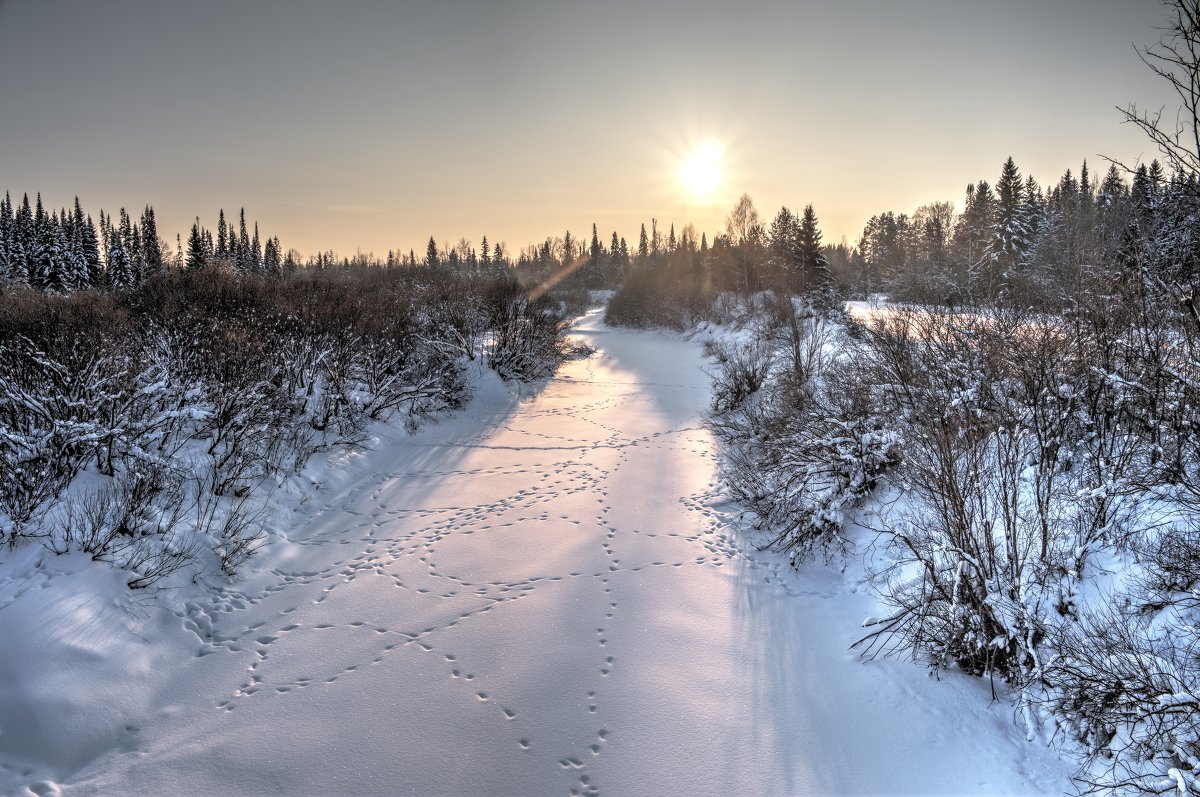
top-left (209, 496), bottom-right (268, 577)
top-left (50, 468), bottom-right (199, 588)
top-left (1135, 524), bottom-right (1200, 615)
top-left (1, 267), bottom-right (572, 585)
top-left (710, 302), bottom-right (899, 562)
top-left (487, 287), bottom-right (571, 382)
top-left (0, 336), bottom-right (122, 542)
top-left (708, 339), bottom-right (774, 415)
top-left (1047, 599), bottom-right (1200, 795)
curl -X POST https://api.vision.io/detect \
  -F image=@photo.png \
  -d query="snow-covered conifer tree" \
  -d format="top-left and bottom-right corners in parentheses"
top-left (106, 228), bottom-right (132, 289)
top-left (798, 205), bottom-right (835, 307)
top-left (767, 206), bottom-right (800, 291)
top-left (251, 223), bottom-right (262, 273)
top-left (237, 208), bottom-right (250, 272)
top-left (81, 213), bottom-right (103, 287)
top-left (187, 218), bottom-right (207, 270)
top-left (216, 209), bottom-right (228, 261)
top-left (39, 214), bottom-right (70, 292)
top-left (953, 181), bottom-right (995, 291)
top-left (0, 193), bottom-right (12, 282)
top-left (141, 205), bottom-right (162, 279)
top-left (991, 157), bottom-right (1031, 285)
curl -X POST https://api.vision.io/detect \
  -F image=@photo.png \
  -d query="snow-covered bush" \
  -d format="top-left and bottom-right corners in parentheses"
top-left (49, 468), bottom-right (199, 588)
top-left (707, 338), bottom-right (774, 415)
top-left (710, 282), bottom-right (1200, 790)
top-left (709, 300), bottom-right (901, 562)
top-left (485, 280), bottom-right (572, 382)
top-left (0, 266), bottom-right (573, 586)
top-left (0, 291), bottom-right (136, 543)
top-left (1047, 532), bottom-right (1200, 795)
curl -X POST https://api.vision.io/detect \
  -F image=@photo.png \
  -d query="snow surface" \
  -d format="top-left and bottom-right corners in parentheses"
top-left (0, 307), bottom-right (1072, 796)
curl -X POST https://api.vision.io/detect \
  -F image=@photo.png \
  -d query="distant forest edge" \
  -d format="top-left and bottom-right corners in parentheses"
top-left (1, 151), bottom-right (1195, 321)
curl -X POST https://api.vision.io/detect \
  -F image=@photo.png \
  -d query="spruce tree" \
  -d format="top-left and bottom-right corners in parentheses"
top-left (0, 193), bottom-right (11, 282)
top-left (798, 205), bottom-right (834, 305)
top-left (1095, 165), bottom-right (1130, 258)
top-left (12, 194), bottom-right (33, 283)
top-left (58, 208), bottom-right (80, 289)
top-left (30, 211), bottom-right (59, 290)
top-left (187, 218), bottom-right (207, 270)
top-left (954, 181), bottom-right (996, 289)
top-left (118, 208), bottom-right (134, 257)
top-left (106, 229), bottom-right (133, 289)
top-left (425, 236), bottom-right (439, 268)
top-left (562, 230), bottom-right (574, 265)
top-left (991, 156), bottom-right (1030, 283)
top-left (68, 216), bottom-right (89, 290)
top-left (216, 209), bottom-right (229, 261)
top-left (585, 223), bottom-right (602, 286)
top-left (141, 205), bottom-right (162, 278)
top-left (25, 195), bottom-right (47, 284)
top-left (45, 215), bottom-right (72, 292)
top-left (80, 214), bottom-right (103, 286)
top-left (251, 223), bottom-right (262, 272)
top-left (263, 236), bottom-right (281, 272)
top-left (1076, 159), bottom-right (1096, 255)
top-left (237, 209), bottom-right (250, 272)
top-left (129, 222), bottom-right (144, 285)
top-left (609, 230), bottom-right (622, 282)
top-left (768, 206), bottom-right (800, 290)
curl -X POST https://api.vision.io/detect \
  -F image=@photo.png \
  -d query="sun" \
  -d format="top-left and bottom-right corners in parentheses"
top-left (679, 141), bottom-right (722, 198)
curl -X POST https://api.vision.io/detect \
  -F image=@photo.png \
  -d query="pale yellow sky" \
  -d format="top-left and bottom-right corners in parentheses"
top-left (0, 0), bottom-right (1177, 258)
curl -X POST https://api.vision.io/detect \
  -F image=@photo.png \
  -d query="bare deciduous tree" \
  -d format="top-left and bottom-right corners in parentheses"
top-left (1121, 0), bottom-right (1200, 179)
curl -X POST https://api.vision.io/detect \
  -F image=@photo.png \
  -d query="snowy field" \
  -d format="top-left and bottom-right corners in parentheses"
top-left (1, 308), bottom-right (1072, 796)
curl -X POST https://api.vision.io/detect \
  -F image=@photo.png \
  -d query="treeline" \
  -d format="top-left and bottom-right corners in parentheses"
top-left (846, 156), bottom-right (1199, 307)
top-left (603, 155), bottom-right (1200, 337)
top-left (0, 191), bottom-right (704, 303)
top-left (604, 198), bottom-right (840, 329)
top-left (0, 192), bottom-right (293, 291)
top-left (183, 207), bottom-right (285, 275)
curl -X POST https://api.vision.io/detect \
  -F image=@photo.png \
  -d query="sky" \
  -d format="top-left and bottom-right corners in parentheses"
top-left (0, 0), bottom-right (1181, 259)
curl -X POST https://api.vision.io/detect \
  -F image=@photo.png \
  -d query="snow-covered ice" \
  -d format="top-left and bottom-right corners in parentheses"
top-left (1, 308), bottom-right (1072, 796)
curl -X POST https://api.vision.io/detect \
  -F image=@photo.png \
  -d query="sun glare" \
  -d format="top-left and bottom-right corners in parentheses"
top-left (679, 141), bottom-right (722, 198)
